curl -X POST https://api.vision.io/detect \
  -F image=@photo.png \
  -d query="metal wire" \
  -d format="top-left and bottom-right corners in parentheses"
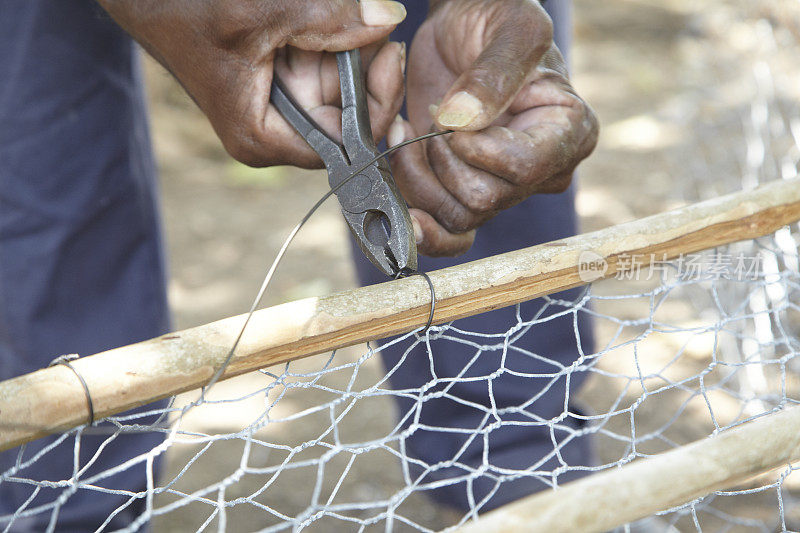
top-left (199, 129), bottom-right (453, 398)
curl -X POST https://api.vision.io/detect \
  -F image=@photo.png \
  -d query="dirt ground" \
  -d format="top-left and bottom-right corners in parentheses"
top-left (143, 1), bottom-right (800, 531)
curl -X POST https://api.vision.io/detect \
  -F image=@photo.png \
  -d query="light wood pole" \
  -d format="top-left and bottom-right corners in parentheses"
top-left (1, 178), bottom-right (799, 451)
top-left (452, 405), bottom-right (800, 533)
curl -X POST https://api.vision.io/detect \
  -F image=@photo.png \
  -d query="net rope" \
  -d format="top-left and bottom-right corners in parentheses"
top-left (3, 2), bottom-right (800, 532)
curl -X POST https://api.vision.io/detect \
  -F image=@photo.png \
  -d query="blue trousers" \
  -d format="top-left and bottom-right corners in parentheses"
top-left (351, 0), bottom-right (595, 512)
top-left (0, 1), bottom-right (169, 530)
top-left (0, 0), bottom-right (591, 529)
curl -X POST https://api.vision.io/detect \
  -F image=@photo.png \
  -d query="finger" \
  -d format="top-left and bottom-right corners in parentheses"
top-left (270, 50), bottom-right (345, 160)
top-left (506, 51), bottom-right (586, 119)
top-left (435, 0), bottom-right (552, 131)
top-left (287, 0), bottom-right (406, 52)
top-left (257, 106), bottom-right (328, 168)
top-left (279, 41), bottom-right (404, 146)
top-left (425, 134), bottom-right (517, 230)
top-left (366, 41), bottom-right (406, 142)
top-left (386, 119), bottom-right (474, 233)
top-left (358, 40), bottom-right (391, 71)
top-left (278, 40), bottom-right (386, 109)
top-left (441, 51), bottom-right (597, 191)
top-left (279, 48), bottom-right (327, 105)
top-left (447, 104), bottom-right (597, 192)
top-left (410, 209), bottom-right (476, 257)
top-left (210, 53), bottom-right (294, 168)
top-left (319, 41), bottom-right (387, 106)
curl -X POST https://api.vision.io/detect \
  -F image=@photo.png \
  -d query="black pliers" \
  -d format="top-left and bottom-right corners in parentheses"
top-left (270, 50), bottom-right (417, 277)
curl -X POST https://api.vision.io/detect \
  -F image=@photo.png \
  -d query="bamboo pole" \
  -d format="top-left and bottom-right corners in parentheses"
top-left (452, 405), bottom-right (800, 533)
top-left (1, 178), bottom-right (799, 451)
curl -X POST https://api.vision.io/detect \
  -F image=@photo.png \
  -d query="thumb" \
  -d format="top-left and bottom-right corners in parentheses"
top-left (288, 0), bottom-right (407, 52)
top-left (435, 2), bottom-right (553, 131)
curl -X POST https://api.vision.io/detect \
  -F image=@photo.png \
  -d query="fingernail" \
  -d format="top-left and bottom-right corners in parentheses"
top-left (360, 0), bottom-right (407, 27)
top-left (437, 91), bottom-right (483, 128)
top-left (399, 41), bottom-right (407, 76)
top-left (411, 216), bottom-right (424, 244)
top-left (388, 115), bottom-right (405, 148)
top-left (428, 104), bottom-right (439, 119)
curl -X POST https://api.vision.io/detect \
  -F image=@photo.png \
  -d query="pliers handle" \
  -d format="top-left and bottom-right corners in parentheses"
top-left (270, 50), bottom-right (417, 277)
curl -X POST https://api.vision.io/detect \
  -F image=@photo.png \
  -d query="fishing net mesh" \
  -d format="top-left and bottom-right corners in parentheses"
top-left (4, 2), bottom-right (800, 532)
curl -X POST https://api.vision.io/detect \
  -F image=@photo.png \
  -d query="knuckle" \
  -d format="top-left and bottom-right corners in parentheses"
top-left (421, 243), bottom-right (451, 259)
top-left (220, 122), bottom-right (270, 167)
top-left (438, 201), bottom-right (478, 234)
top-left (222, 138), bottom-right (264, 168)
top-left (454, 234), bottom-right (476, 256)
top-left (451, 245), bottom-right (470, 257)
top-left (551, 179), bottom-right (572, 194)
top-left (460, 182), bottom-right (501, 215)
top-left (502, 153), bottom-right (540, 185)
top-left (285, 1), bottom-right (354, 40)
top-left (581, 107), bottom-right (601, 154)
top-left (208, 0), bottom-right (264, 49)
top-left (447, 232), bottom-right (476, 257)
top-left (422, 229), bottom-right (475, 258)
top-left (539, 173), bottom-right (574, 194)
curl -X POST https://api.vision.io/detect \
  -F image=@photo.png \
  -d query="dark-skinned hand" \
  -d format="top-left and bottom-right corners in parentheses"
top-left (97, 0), bottom-right (408, 168)
top-left (388, 0), bottom-right (599, 257)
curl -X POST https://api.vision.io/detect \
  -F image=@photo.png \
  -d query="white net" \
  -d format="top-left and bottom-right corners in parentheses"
top-left (4, 1), bottom-right (800, 532)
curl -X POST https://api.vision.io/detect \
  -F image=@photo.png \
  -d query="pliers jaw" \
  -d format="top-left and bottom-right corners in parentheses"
top-left (338, 159), bottom-right (417, 277)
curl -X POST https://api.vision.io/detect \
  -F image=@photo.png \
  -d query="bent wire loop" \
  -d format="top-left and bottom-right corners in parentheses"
top-left (395, 268), bottom-right (436, 335)
top-left (49, 353), bottom-right (95, 426)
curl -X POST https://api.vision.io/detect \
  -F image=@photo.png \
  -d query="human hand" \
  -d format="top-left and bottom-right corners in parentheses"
top-left (97, 0), bottom-right (408, 168)
top-left (388, 0), bottom-right (599, 257)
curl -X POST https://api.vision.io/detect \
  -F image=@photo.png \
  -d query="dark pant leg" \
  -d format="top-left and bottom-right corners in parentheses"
top-left (351, 0), bottom-right (595, 512)
top-left (0, 2), bottom-right (169, 530)
top-left (353, 192), bottom-right (596, 511)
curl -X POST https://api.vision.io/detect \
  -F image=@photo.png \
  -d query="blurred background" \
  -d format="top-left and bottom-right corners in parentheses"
top-left (142, 0), bottom-right (800, 530)
top-left (147, 0), bottom-right (800, 329)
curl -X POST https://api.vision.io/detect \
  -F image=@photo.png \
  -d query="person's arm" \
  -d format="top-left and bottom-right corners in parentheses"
top-left (389, 0), bottom-right (599, 256)
top-left (96, 0), bottom-right (408, 168)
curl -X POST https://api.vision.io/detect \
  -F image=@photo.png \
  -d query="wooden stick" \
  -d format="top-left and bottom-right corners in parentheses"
top-left (452, 405), bottom-right (800, 533)
top-left (1, 178), bottom-right (799, 451)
